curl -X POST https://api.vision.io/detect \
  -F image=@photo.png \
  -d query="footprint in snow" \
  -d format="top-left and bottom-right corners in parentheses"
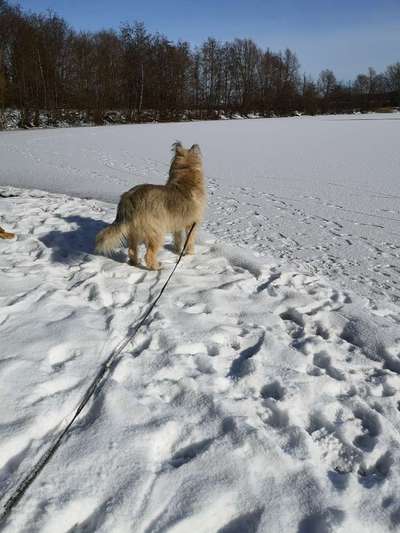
top-left (352, 406), bottom-right (381, 452)
top-left (298, 507), bottom-right (345, 533)
top-left (280, 308), bottom-right (305, 339)
top-left (260, 380), bottom-right (285, 401)
top-left (260, 381), bottom-right (289, 429)
top-left (312, 351), bottom-right (346, 381)
top-left (358, 450), bottom-right (393, 487)
top-left (227, 330), bottom-right (265, 379)
top-left (168, 437), bottom-right (215, 468)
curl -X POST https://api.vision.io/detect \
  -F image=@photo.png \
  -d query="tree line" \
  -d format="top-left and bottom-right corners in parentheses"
top-left (0, 0), bottom-right (399, 128)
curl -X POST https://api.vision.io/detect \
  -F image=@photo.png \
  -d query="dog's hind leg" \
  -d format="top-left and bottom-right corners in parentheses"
top-left (173, 231), bottom-right (183, 254)
top-left (145, 235), bottom-right (163, 270)
top-left (128, 234), bottom-right (139, 266)
top-left (184, 224), bottom-right (197, 255)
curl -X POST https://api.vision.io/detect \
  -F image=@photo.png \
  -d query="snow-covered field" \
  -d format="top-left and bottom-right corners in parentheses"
top-left (1, 114), bottom-right (400, 532)
top-left (1, 114), bottom-right (400, 303)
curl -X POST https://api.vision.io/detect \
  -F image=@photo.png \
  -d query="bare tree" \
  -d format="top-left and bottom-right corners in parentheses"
top-left (0, 0), bottom-right (398, 128)
top-left (386, 62), bottom-right (400, 92)
top-left (318, 69), bottom-right (337, 98)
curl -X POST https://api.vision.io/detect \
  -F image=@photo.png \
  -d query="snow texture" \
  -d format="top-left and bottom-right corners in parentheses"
top-left (1, 113), bottom-right (400, 303)
top-left (0, 114), bottom-right (400, 532)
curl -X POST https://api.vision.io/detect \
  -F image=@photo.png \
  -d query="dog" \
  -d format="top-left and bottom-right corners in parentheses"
top-left (95, 142), bottom-right (206, 270)
top-left (0, 226), bottom-right (15, 240)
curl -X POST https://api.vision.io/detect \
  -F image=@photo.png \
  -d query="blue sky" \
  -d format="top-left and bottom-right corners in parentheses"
top-left (11, 0), bottom-right (400, 80)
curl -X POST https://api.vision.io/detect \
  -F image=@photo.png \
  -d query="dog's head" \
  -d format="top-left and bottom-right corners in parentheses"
top-left (168, 142), bottom-right (204, 189)
top-left (171, 142), bottom-right (202, 167)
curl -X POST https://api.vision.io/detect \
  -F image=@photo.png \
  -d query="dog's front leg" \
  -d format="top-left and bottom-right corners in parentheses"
top-left (173, 231), bottom-right (183, 254)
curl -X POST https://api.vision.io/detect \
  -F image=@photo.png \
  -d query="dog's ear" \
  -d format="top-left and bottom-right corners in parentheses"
top-left (190, 144), bottom-right (201, 155)
top-left (172, 141), bottom-right (185, 156)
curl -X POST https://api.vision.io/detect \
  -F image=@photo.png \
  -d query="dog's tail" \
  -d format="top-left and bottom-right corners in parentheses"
top-left (95, 223), bottom-right (128, 255)
top-left (95, 192), bottom-right (133, 255)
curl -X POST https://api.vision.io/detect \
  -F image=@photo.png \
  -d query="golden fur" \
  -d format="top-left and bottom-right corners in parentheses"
top-left (0, 226), bottom-right (15, 240)
top-left (95, 142), bottom-right (206, 270)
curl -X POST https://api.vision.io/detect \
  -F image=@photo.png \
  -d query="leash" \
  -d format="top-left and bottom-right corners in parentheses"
top-left (0, 223), bottom-right (196, 525)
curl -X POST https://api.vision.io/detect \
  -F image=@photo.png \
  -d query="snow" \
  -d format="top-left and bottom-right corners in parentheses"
top-left (1, 114), bottom-right (400, 532)
top-left (1, 113), bottom-right (400, 303)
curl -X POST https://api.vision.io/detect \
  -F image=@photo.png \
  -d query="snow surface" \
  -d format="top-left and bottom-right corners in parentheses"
top-left (1, 115), bottom-right (400, 532)
top-left (1, 113), bottom-right (400, 304)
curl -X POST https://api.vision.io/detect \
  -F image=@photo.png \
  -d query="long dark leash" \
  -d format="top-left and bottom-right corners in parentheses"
top-left (0, 223), bottom-right (196, 526)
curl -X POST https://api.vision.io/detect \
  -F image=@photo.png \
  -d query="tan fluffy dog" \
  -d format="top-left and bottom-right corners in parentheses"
top-left (95, 142), bottom-right (206, 269)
